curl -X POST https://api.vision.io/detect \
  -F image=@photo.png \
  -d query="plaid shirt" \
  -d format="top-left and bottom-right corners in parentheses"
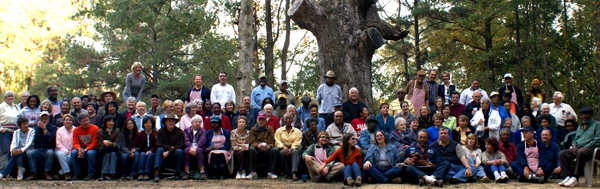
top-left (424, 80), bottom-right (439, 105)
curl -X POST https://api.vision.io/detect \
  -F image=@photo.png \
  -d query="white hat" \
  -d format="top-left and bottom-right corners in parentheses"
top-left (504, 73), bottom-right (513, 78)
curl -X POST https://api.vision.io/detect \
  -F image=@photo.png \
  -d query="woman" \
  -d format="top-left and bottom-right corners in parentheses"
top-left (409, 119), bottom-right (419, 133)
top-left (261, 98), bottom-right (276, 117)
top-left (350, 107), bottom-right (368, 137)
top-left (304, 103), bottom-right (326, 132)
top-left (275, 113), bottom-right (302, 180)
top-left (97, 115), bottom-right (120, 181)
top-left (0, 91), bottom-right (20, 173)
top-left (19, 95), bottom-right (40, 126)
top-left (102, 101), bottom-right (125, 130)
top-left (526, 79), bottom-right (545, 103)
top-left (471, 96), bottom-right (501, 140)
top-left (363, 131), bottom-right (402, 183)
top-left (179, 102), bottom-right (197, 131)
top-left (173, 100), bottom-right (185, 120)
top-left (155, 100), bottom-right (175, 130)
top-left (119, 118), bottom-right (139, 180)
top-left (201, 100), bottom-right (213, 118)
top-left (535, 115), bottom-right (558, 143)
top-left (53, 101), bottom-right (71, 127)
top-left (183, 115), bottom-right (207, 180)
top-left (452, 115), bottom-right (475, 146)
top-left (376, 103), bottom-right (395, 134)
top-left (519, 102), bottom-right (538, 130)
top-left (441, 104), bottom-right (456, 130)
top-left (263, 104), bottom-right (280, 131)
top-left (463, 134), bottom-right (489, 182)
top-left (133, 117), bottom-right (157, 181)
top-left (87, 102), bottom-right (101, 126)
top-left (531, 97), bottom-right (542, 118)
top-left (417, 105), bottom-right (432, 130)
top-left (430, 97), bottom-right (444, 116)
top-left (389, 117), bottom-right (415, 152)
top-left (482, 137), bottom-right (509, 183)
top-left (131, 101), bottom-right (152, 131)
top-left (0, 116), bottom-right (33, 180)
top-left (394, 101), bottom-right (416, 122)
top-left (55, 114), bottom-right (75, 180)
top-left (285, 105), bottom-right (304, 131)
top-left (122, 62), bottom-right (145, 101)
top-left (40, 100), bottom-right (54, 125)
top-left (205, 116), bottom-right (231, 179)
top-left (321, 133), bottom-right (362, 186)
top-left (224, 100), bottom-right (236, 126)
top-left (231, 116), bottom-right (250, 179)
top-left (427, 113), bottom-right (448, 144)
top-left (121, 97), bottom-right (137, 119)
top-left (194, 99), bottom-right (205, 117)
top-left (438, 71), bottom-right (456, 104)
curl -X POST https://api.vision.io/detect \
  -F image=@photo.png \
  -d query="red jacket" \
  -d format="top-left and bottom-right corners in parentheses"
top-left (133, 130), bottom-right (157, 153)
top-left (266, 115), bottom-right (280, 131)
top-left (203, 114), bottom-right (232, 131)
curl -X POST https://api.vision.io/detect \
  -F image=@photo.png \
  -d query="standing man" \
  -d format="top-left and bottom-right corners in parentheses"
top-left (70, 97), bottom-right (88, 126)
top-left (498, 73), bottom-right (523, 107)
top-left (184, 74), bottom-right (211, 105)
top-left (462, 90), bottom-right (482, 120)
top-left (296, 96), bottom-right (312, 122)
top-left (459, 79), bottom-right (488, 105)
top-left (147, 94), bottom-right (164, 116)
top-left (390, 88), bottom-right (414, 116)
top-left (47, 86), bottom-right (62, 116)
top-left (549, 91), bottom-right (577, 129)
top-left (211, 71), bottom-right (236, 109)
top-left (424, 69), bottom-right (439, 111)
top-left (342, 87), bottom-right (366, 120)
top-left (449, 91), bottom-right (465, 118)
top-left (18, 91), bottom-right (30, 110)
top-left (251, 74), bottom-right (274, 110)
top-left (316, 70), bottom-right (342, 119)
top-left (274, 80), bottom-right (296, 107)
top-left (405, 70), bottom-right (428, 117)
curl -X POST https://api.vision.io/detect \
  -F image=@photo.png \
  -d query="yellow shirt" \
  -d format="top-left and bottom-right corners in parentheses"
top-left (389, 98), bottom-right (415, 116)
top-left (274, 126), bottom-right (302, 149)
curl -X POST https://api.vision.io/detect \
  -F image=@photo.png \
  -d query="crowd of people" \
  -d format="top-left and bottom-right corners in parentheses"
top-left (0, 66), bottom-right (599, 187)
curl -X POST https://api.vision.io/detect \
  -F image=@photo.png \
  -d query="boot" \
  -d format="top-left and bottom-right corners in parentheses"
top-left (25, 171), bottom-right (38, 180)
top-left (43, 171), bottom-right (52, 180)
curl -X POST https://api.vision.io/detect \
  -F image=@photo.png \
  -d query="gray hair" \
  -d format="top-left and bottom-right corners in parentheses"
top-left (185, 102), bottom-right (197, 114)
top-left (521, 116), bottom-right (531, 123)
top-left (480, 96), bottom-right (491, 104)
top-left (499, 128), bottom-right (510, 134)
top-left (531, 97), bottom-right (542, 106)
top-left (553, 91), bottom-right (564, 101)
top-left (394, 117), bottom-right (407, 127)
top-left (428, 68), bottom-right (438, 75)
top-left (20, 91), bottom-right (30, 96)
top-left (191, 115), bottom-right (203, 123)
top-left (349, 87), bottom-right (358, 94)
top-left (77, 112), bottom-right (90, 121)
top-left (503, 117), bottom-right (512, 124)
top-left (127, 97), bottom-right (137, 103)
top-left (264, 104), bottom-right (273, 109)
top-left (3, 91), bottom-right (15, 99)
top-left (287, 104), bottom-right (296, 109)
top-left (438, 126), bottom-right (449, 134)
top-left (72, 97), bottom-right (81, 102)
top-left (541, 103), bottom-right (550, 109)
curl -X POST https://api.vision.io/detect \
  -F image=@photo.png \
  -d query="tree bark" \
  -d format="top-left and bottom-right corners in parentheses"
top-left (413, 0), bottom-right (422, 71)
top-left (237, 0), bottom-right (255, 104)
top-left (595, 0), bottom-right (600, 118)
top-left (265, 0), bottom-right (275, 88)
top-left (281, 0), bottom-right (291, 81)
top-left (289, 0), bottom-right (408, 110)
top-left (514, 2), bottom-right (523, 90)
top-left (534, 0), bottom-right (551, 102)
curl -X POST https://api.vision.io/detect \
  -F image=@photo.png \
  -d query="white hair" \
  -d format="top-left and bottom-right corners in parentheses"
top-left (3, 91), bottom-right (15, 99)
top-left (553, 91), bottom-right (564, 101)
top-left (349, 87), bottom-right (358, 94)
top-left (127, 97), bottom-right (137, 103)
top-left (531, 97), bottom-right (542, 106)
top-left (541, 103), bottom-right (550, 109)
top-left (394, 117), bottom-right (407, 127)
top-left (191, 115), bottom-right (204, 123)
top-left (264, 104), bottom-right (273, 109)
top-left (287, 104), bottom-right (296, 109)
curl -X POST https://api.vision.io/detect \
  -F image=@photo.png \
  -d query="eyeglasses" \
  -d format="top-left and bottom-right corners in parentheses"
top-left (397, 92), bottom-right (405, 95)
top-left (376, 135), bottom-right (385, 138)
top-left (350, 138), bottom-right (356, 140)
top-left (320, 136), bottom-right (329, 139)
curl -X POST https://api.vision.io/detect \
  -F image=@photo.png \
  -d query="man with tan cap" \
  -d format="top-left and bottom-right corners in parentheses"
top-left (316, 70), bottom-right (342, 119)
top-left (405, 70), bottom-right (428, 117)
top-left (251, 74), bottom-right (274, 110)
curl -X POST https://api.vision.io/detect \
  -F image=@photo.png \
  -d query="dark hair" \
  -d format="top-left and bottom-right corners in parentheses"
top-left (539, 114), bottom-right (552, 126)
top-left (17, 116), bottom-right (29, 127)
top-left (261, 97), bottom-right (274, 109)
top-left (485, 137), bottom-right (499, 152)
top-left (342, 133), bottom-right (356, 160)
top-left (374, 130), bottom-right (388, 145)
top-left (451, 91), bottom-right (460, 96)
top-left (564, 119), bottom-right (578, 127)
top-left (219, 71), bottom-right (227, 76)
top-left (194, 74), bottom-right (204, 80)
top-left (357, 107), bottom-right (368, 118)
top-left (471, 78), bottom-right (480, 83)
top-left (441, 104), bottom-right (451, 115)
top-left (101, 115), bottom-right (117, 130)
top-left (379, 102), bottom-right (389, 110)
top-left (212, 102), bottom-right (222, 109)
top-left (502, 101), bottom-right (511, 106)
top-left (417, 129), bottom-right (429, 139)
top-left (142, 116), bottom-right (156, 130)
top-left (400, 101), bottom-right (409, 108)
top-left (122, 118), bottom-right (139, 140)
top-left (104, 100), bottom-right (119, 114)
top-left (46, 86), bottom-right (57, 94)
top-left (458, 115), bottom-right (469, 122)
top-left (25, 95), bottom-right (40, 109)
top-left (308, 102), bottom-right (319, 110)
top-left (305, 117), bottom-right (318, 127)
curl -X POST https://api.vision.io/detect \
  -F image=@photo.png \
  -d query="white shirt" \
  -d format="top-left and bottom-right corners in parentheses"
top-left (0, 102), bottom-right (20, 128)
top-left (549, 103), bottom-right (577, 126)
top-left (459, 87), bottom-right (488, 105)
top-left (192, 129), bottom-right (198, 146)
top-left (210, 83), bottom-right (236, 108)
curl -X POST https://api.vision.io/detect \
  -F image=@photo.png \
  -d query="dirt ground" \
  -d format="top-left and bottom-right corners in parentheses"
top-left (1, 177), bottom-right (599, 188)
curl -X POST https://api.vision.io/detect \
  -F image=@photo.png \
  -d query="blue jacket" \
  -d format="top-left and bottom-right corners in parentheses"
top-left (376, 114), bottom-right (395, 134)
top-left (297, 106), bottom-right (311, 123)
top-left (360, 129), bottom-right (378, 149)
top-left (491, 104), bottom-right (508, 126)
top-left (365, 144), bottom-right (401, 167)
top-left (204, 128), bottom-right (231, 151)
top-left (33, 123), bottom-right (57, 149)
top-left (516, 139), bottom-right (541, 168)
top-left (388, 129), bottom-right (416, 151)
top-left (427, 126), bottom-right (452, 144)
top-left (304, 117), bottom-right (326, 132)
top-left (538, 141), bottom-right (560, 169)
top-left (403, 141), bottom-right (441, 165)
top-left (535, 127), bottom-right (558, 144)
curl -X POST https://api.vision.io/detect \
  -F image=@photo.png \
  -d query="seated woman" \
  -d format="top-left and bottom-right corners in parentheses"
top-left (394, 101), bottom-right (416, 122)
top-left (303, 131), bottom-right (344, 182)
top-left (363, 131), bottom-right (403, 184)
top-left (263, 104), bottom-right (280, 131)
top-left (427, 113), bottom-right (451, 144)
top-left (179, 102), bottom-right (197, 132)
top-left (53, 101), bottom-right (71, 127)
top-left (350, 107), bottom-right (368, 137)
top-left (462, 134), bottom-right (489, 182)
top-left (173, 100), bottom-right (185, 120)
top-left (274, 113), bottom-right (302, 180)
top-left (417, 105), bottom-right (433, 130)
top-left (119, 118), bottom-right (139, 180)
top-left (121, 97), bottom-right (137, 119)
top-left (87, 102), bottom-right (101, 126)
top-left (376, 103), bottom-right (395, 134)
top-left (301, 117), bottom-right (322, 151)
top-left (482, 137), bottom-right (509, 183)
top-left (285, 105), bottom-right (304, 131)
top-left (201, 100), bottom-right (212, 118)
top-left (359, 116), bottom-right (380, 150)
top-left (40, 100), bottom-right (54, 125)
top-left (133, 117), bottom-right (157, 181)
top-left (97, 115), bottom-right (120, 181)
top-left (183, 115), bottom-right (207, 180)
top-left (131, 101), bottom-right (152, 131)
top-left (54, 114), bottom-right (75, 180)
top-left (224, 100), bottom-right (236, 126)
top-left (304, 103), bottom-right (326, 131)
top-left (452, 115), bottom-right (475, 146)
top-left (535, 115), bottom-right (557, 143)
top-left (321, 133), bottom-right (362, 186)
top-left (388, 117), bottom-right (415, 152)
top-left (0, 116), bottom-right (34, 180)
top-left (102, 101), bottom-right (125, 130)
top-left (441, 104), bottom-right (456, 130)
top-left (205, 116), bottom-right (231, 179)
top-left (231, 116), bottom-right (250, 179)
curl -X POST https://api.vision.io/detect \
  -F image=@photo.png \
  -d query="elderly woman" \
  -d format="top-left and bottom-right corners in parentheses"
top-left (526, 79), bottom-right (545, 103)
top-left (131, 101), bottom-right (152, 131)
top-left (133, 117), bottom-right (157, 181)
top-left (122, 62), bottom-right (145, 101)
top-left (179, 102), bottom-right (197, 131)
top-left (97, 115), bottom-right (120, 181)
top-left (394, 101), bottom-right (416, 122)
top-left (531, 97), bottom-right (542, 118)
top-left (301, 117), bottom-right (322, 151)
top-left (119, 118), bottom-right (139, 180)
top-left (452, 115), bottom-right (475, 146)
top-left (54, 114), bottom-right (75, 180)
top-left (363, 131), bottom-right (403, 183)
top-left (204, 116), bottom-right (231, 179)
top-left (389, 117), bottom-right (415, 152)
top-left (53, 101), bottom-right (71, 127)
top-left (0, 116), bottom-right (34, 180)
top-left (155, 100), bottom-right (175, 130)
top-left (87, 102), bottom-right (101, 126)
top-left (321, 133), bottom-right (363, 186)
top-left (285, 105), bottom-right (304, 131)
top-left (471, 96), bottom-right (501, 140)
top-left (0, 91), bottom-right (20, 173)
top-left (121, 97), bottom-right (137, 119)
top-left (482, 137), bottom-right (509, 183)
top-left (19, 95), bottom-right (41, 126)
top-left (183, 115), bottom-right (207, 180)
top-left (275, 113), bottom-right (302, 180)
top-left (231, 116), bottom-right (250, 179)
top-left (304, 103), bottom-right (326, 131)
top-left (303, 131), bottom-right (344, 182)
top-left (173, 100), bottom-right (185, 120)
top-left (263, 104), bottom-right (280, 131)
top-left (261, 98), bottom-right (276, 117)
top-left (193, 99), bottom-right (204, 117)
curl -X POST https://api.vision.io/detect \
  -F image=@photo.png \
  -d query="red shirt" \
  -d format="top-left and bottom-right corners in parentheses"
top-left (266, 115), bottom-right (281, 131)
top-left (499, 140), bottom-right (517, 164)
top-left (350, 117), bottom-right (367, 137)
top-left (203, 114), bottom-right (232, 131)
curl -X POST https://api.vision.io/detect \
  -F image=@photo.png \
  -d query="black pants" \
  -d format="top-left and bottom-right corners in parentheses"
top-left (234, 150), bottom-right (249, 173)
top-left (559, 147), bottom-right (599, 177)
top-left (249, 147), bottom-right (279, 173)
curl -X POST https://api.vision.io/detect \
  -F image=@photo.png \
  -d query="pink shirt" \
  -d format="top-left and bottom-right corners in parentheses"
top-left (179, 114), bottom-right (193, 131)
top-left (56, 126), bottom-right (74, 153)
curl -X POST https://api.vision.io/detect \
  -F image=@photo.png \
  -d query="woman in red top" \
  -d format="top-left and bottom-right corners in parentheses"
top-left (350, 107), bottom-right (368, 137)
top-left (263, 104), bottom-right (280, 131)
top-left (320, 133), bottom-right (362, 186)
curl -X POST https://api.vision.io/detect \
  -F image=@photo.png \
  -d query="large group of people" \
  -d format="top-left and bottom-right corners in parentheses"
top-left (0, 66), bottom-right (599, 187)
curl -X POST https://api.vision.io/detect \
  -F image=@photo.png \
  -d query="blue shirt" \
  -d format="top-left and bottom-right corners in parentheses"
top-left (296, 105), bottom-right (311, 122)
top-left (304, 117), bottom-right (326, 132)
top-left (376, 114), bottom-right (395, 134)
top-left (250, 86), bottom-right (274, 109)
top-left (427, 126), bottom-right (452, 144)
top-left (491, 104), bottom-right (508, 126)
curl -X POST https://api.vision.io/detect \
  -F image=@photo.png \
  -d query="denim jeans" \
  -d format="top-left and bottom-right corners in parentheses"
top-left (0, 131), bottom-right (14, 172)
top-left (55, 150), bottom-right (72, 175)
top-left (101, 152), bottom-right (117, 175)
top-left (489, 164), bottom-right (506, 173)
top-left (444, 163), bottom-right (473, 182)
top-left (467, 156), bottom-right (486, 177)
top-left (342, 162), bottom-right (361, 181)
top-left (0, 152), bottom-right (25, 176)
top-left (120, 152), bottom-right (139, 176)
top-left (27, 148), bottom-right (54, 172)
top-left (137, 152), bottom-right (155, 174)
top-left (71, 149), bottom-right (97, 177)
top-left (365, 165), bottom-right (403, 183)
top-left (154, 148), bottom-right (183, 172)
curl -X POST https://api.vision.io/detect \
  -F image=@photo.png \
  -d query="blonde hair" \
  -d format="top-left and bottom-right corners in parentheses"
top-left (136, 101), bottom-right (147, 108)
top-left (163, 100), bottom-right (174, 107)
top-left (131, 62), bottom-right (143, 72)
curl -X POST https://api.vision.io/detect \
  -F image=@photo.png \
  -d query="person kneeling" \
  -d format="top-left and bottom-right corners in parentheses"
top-left (363, 131), bottom-right (403, 184)
top-left (303, 131), bottom-right (344, 182)
top-left (153, 114), bottom-right (184, 182)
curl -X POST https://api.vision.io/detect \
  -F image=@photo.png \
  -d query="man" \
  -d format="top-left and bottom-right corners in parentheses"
top-left (501, 90), bottom-right (520, 116)
top-left (316, 70), bottom-right (342, 119)
top-left (302, 131), bottom-right (343, 182)
top-left (71, 113), bottom-right (99, 180)
top-left (203, 102), bottom-right (231, 131)
top-left (274, 94), bottom-right (288, 118)
top-left (489, 91), bottom-right (509, 125)
top-left (549, 91), bottom-right (577, 128)
top-left (503, 101), bottom-right (522, 133)
top-left (325, 102), bottom-right (351, 126)
top-left (153, 113), bottom-right (184, 182)
top-left (70, 97), bottom-right (88, 127)
top-left (210, 71), bottom-right (236, 109)
top-left (536, 104), bottom-right (557, 130)
top-left (342, 87), bottom-right (366, 120)
top-left (498, 73), bottom-right (524, 107)
top-left (359, 116), bottom-right (379, 149)
top-left (247, 112), bottom-right (279, 179)
top-left (405, 70), bottom-right (428, 117)
top-left (18, 91), bottom-right (30, 110)
top-left (251, 74), bottom-right (274, 110)
top-left (510, 126), bottom-right (545, 183)
top-left (184, 74), bottom-right (211, 105)
top-left (498, 129), bottom-right (516, 165)
top-left (301, 117), bottom-right (322, 151)
top-left (274, 80), bottom-right (296, 107)
top-left (462, 90), bottom-right (482, 119)
top-left (424, 69), bottom-right (439, 111)
top-left (233, 104), bottom-right (253, 130)
top-left (97, 91), bottom-right (117, 117)
top-left (26, 111), bottom-right (56, 180)
top-left (459, 79), bottom-right (488, 105)
top-left (47, 86), bottom-right (62, 116)
top-left (390, 88), bottom-right (414, 116)
top-left (296, 96), bottom-right (312, 122)
top-left (404, 130), bottom-right (448, 187)
top-left (538, 129), bottom-right (560, 181)
top-left (558, 107), bottom-right (600, 187)
top-left (449, 91), bottom-right (465, 118)
top-left (325, 111), bottom-right (356, 146)
top-left (429, 127), bottom-right (473, 184)
top-left (147, 94), bottom-right (164, 116)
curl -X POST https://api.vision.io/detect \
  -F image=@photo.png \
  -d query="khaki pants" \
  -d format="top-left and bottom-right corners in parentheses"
top-left (305, 158), bottom-right (344, 179)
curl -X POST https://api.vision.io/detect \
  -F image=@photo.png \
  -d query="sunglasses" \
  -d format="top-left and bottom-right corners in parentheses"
top-left (350, 138), bottom-right (357, 140)
top-left (320, 136), bottom-right (330, 139)
top-left (397, 92), bottom-right (405, 95)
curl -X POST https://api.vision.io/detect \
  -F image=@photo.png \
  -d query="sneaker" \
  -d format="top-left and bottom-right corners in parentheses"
top-left (236, 172), bottom-right (242, 179)
top-left (501, 172), bottom-right (509, 183)
top-left (391, 177), bottom-right (402, 184)
top-left (324, 173), bottom-right (334, 182)
top-left (494, 171), bottom-right (502, 182)
top-left (481, 176), bottom-right (491, 183)
top-left (311, 174), bottom-right (321, 182)
top-left (17, 167), bottom-right (25, 180)
top-left (181, 172), bottom-right (188, 180)
top-left (564, 177), bottom-right (578, 187)
top-left (425, 175), bottom-right (436, 185)
top-left (246, 172), bottom-right (255, 179)
top-left (419, 177), bottom-right (426, 186)
top-left (153, 175), bottom-right (160, 182)
top-left (355, 176), bottom-right (362, 186)
top-left (267, 172), bottom-right (278, 179)
top-left (345, 177), bottom-right (355, 186)
top-left (241, 172), bottom-right (247, 179)
top-left (199, 172), bottom-right (208, 180)
top-left (559, 176), bottom-right (571, 186)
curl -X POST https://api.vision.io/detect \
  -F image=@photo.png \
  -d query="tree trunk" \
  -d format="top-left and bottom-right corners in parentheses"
top-left (534, 0), bottom-right (551, 102)
top-left (264, 0), bottom-right (275, 88)
top-left (281, 0), bottom-right (291, 81)
top-left (514, 2), bottom-right (523, 89)
top-left (413, 0), bottom-right (422, 71)
top-left (289, 0), bottom-right (409, 110)
top-left (595, 0), bottom-right (600, 118)
top-left (237, 0), bottom-right (255, 104)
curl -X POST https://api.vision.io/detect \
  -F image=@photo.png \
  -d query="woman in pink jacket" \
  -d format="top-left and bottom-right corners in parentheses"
top-left (55, 114), bottom-right (75, 180)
